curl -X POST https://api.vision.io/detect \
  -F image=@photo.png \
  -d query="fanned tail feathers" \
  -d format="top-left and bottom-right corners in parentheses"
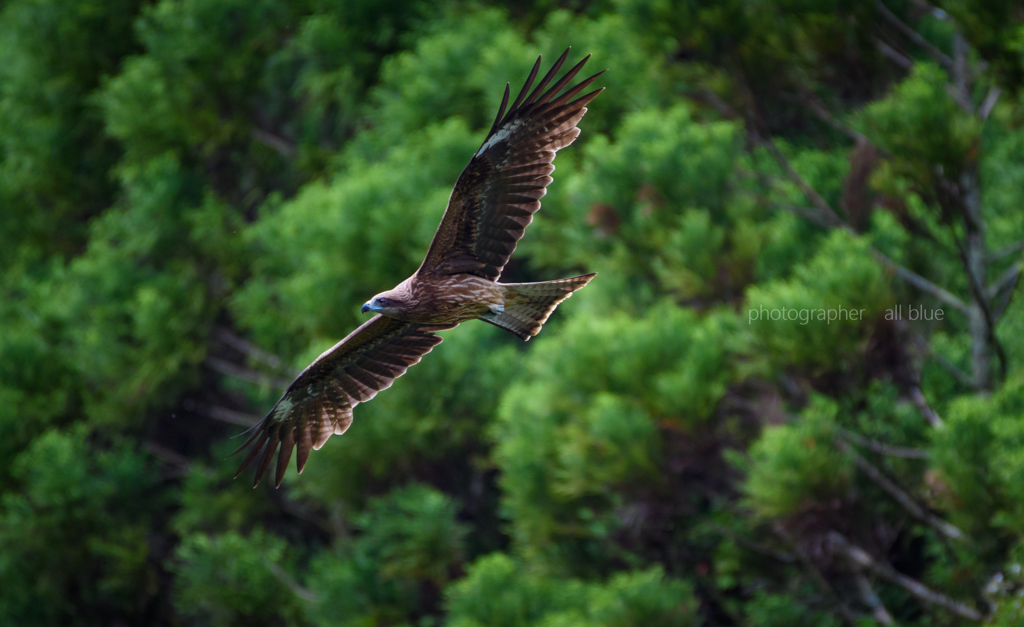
top-left (482, 273), bottom-right (596, 340)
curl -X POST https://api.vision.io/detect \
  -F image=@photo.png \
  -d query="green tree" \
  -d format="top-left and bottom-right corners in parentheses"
top-left (0, 0), bottom-right (1022, 625)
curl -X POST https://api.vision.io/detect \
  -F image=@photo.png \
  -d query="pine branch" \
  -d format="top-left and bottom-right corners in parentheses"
top-left (875, 2), bottom-right (954, 70)
top-left (794, 89), bottom-right (873, 147)
top-left (829, 532), bottom-right (984, 621)
top-left (875, 251), bottom-right (969, 314)
top-left (764, 140), bottom-right (849, 228)
top-left (839, 428), bottom-right (928, 459)
top-left (935, 46), bottom-right (1003, 383)
top-left (764, 140), bottom-right (969, 314)
top-left (774, 524), bottom-right (859, 627)
top-left (837, 439), bottom-right (964, 540)
top-left (906, 329), bottom-right (972, 391)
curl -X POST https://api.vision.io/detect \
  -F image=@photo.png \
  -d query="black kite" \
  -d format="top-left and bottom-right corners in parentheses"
top-left (234, 50), bottom-right (604, 487)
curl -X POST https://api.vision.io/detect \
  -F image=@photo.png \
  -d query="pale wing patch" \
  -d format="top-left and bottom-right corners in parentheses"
top-left (476, 119), bottom-right (522, 156)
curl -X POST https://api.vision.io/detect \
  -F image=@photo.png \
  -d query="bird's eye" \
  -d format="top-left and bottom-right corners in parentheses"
top-left (377, 298), bottom-right (388, 306)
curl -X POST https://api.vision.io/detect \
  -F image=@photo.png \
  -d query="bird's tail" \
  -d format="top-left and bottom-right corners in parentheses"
top-left (481, 273), bottom-right (596, 340)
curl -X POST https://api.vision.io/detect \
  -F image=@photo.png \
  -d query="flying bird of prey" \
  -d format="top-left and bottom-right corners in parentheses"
top-left (233, 50), bottom-right (604, 487)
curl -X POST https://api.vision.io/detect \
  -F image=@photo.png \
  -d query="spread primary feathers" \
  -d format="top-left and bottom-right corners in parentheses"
top-left (233, 50), bottom-right (604, 487)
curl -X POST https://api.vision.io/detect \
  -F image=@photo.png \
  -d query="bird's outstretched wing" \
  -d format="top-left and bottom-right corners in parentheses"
top-left (232, 315), bottom-right (456, 487)
top-left (418, 49), bottom-right (604, 281)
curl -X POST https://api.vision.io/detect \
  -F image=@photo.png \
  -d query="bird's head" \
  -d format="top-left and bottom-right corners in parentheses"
top-left (362, 289), bottom-right (406, 316)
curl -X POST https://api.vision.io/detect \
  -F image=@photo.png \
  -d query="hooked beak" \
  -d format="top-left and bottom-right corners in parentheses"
top-left (361, 302), bottom-right (376, 314)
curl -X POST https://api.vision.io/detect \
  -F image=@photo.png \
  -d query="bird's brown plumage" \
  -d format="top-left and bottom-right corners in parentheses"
top-left (234, 50), bottom-right (603, 487)
top-left (420, 49), bottom-right (604, 280)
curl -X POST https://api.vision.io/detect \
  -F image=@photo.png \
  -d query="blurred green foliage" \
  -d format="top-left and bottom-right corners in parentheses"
top-left (1, 0), bottom-right (1023, 625)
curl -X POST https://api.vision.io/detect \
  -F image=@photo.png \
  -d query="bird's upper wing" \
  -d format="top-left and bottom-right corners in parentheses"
top-left (232, 315), bottom-right (456, 487)
top-left (418, 50), bottom-right (604, 281)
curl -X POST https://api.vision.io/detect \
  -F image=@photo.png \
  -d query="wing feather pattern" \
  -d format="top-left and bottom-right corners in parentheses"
top-left (419, 49), bottom-right (605, 280)
top-left (233, 315), bottom-right (456, 487)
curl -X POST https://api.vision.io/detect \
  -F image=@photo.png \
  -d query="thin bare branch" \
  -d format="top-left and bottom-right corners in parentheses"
top-left (958, 243), bottom-right (1007, 386)
top-left (875, 2), bottom-right (954, 70)
top-left (872, 250), bottom-right (969, 313)
top-left (874, 37), bottom-right (915, 69)
top-left (909, 387), bottom-right (944, 428)
top-left (251, 127), bottom-right (296, 157)
top-left (796, 91), bottom-right (872, 146)
top-left (952, 33), bottom-right (972, 113)
top-left (771, 203), bottom-right (838, 229)
top-left (839, 428), bottom-right (928, 459)
top-left (829, 532), bottom-right (984, 621)
top-left (855, 571), bottom-right (895, 625)
top-left (837, 439), bottom-right (963, 540)
top-left (264, 560), bottom-right (317, 603)
top-left (988, 260), bottom-right (1023, 300)
top-left (145, 442), bottom-right (191, 474)
top-left (214, 327), bottom-right (286, 371)
top-left (185, 400), bottom-right (261, 427)
top-left (712, 524), bottom-right (796, 563)
top-left (978, 86), bottom-right (1001, 120)
top-left (786, 203), bottom-right (964, 310)
top-left (205, 356), bottom-right (293, 390)
top-left (271, 493), bottom-right (335, 534)
top-left (932, 351), bottom-right (975, 388)
top-left (764, 140), bottom-right (849, 228)
top-left (909, 0), bottom-right (952, 23)
top-left (695, 87), bottom-right (740, 120)
top-left (775, 524), bottom-right (859, 627)
top-left (987, 240), bottom-right (1024, 263)
top-left (992, 264), bottom-right (1021, 321)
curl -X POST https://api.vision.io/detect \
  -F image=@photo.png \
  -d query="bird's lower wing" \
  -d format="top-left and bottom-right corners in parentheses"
top-left (232, 314), bottom-right (457, 487)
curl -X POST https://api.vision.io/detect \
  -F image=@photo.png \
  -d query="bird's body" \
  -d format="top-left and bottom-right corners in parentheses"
top-left (234, 50), bottom-right (604, 487)
top-left (368, 273), bottom-right (504, 325)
